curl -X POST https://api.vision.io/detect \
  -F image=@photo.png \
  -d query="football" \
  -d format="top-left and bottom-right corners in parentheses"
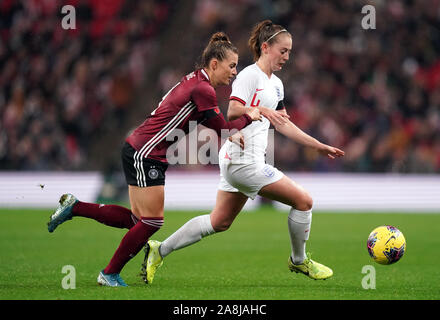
top-left (367, 225), bottom-right (406, 265)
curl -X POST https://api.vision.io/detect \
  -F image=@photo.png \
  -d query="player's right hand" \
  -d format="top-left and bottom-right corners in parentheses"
top-left (246, 107), bottom-right (262, 121)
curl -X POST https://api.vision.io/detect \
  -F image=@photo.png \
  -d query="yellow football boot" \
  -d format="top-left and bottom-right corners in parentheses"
top-left (140, 240), bottom-right (163, 284)
top-left (288, 253), bottom-right (333, 280)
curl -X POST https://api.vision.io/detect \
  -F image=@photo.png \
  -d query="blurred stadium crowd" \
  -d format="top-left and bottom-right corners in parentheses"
top-left (0, 0), bottom-right (171, 170)
top-left (1, 0), bottom-right (439, 173)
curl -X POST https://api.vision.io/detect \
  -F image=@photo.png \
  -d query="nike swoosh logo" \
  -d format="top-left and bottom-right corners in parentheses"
top-left (256, 89), bottom-right (264, 91)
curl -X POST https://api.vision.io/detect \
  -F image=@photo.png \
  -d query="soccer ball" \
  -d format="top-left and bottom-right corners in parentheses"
top-left (367, 225), bottom-right (406, 265)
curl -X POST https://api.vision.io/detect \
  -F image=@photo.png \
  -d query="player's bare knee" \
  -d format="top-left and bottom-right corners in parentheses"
top-left (212, 220), bottom-right (232, 232)
top-left (130, 207), bottom-right (141, 219)
top-left (136, 208), bottom-right (164, 219)
top-left (295, 192), bottom-right (313, 211)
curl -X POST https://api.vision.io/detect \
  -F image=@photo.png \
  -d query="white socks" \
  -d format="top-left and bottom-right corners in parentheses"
top-left (158, 209), bottom-right (312, 266)
top-left (287, 208), bottom-right (312, 265)
top-left (159, 214), bottom-right (215, 258)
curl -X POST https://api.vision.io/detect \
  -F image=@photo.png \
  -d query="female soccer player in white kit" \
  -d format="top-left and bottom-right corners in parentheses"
top-left (142, 20), bottom-right (345, 283)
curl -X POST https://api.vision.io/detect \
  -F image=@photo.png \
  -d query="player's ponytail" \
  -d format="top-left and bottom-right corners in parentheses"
top-left (209, 32), bottom-right (231, 44)
top-left (197, 32), bottom-right (238, 69)
top-left (248, 20), bottom-right (290, 61)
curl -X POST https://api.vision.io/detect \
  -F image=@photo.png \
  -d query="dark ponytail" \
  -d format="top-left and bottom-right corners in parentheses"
top-left (197, 32), bottom-right (238, 69)
top-left (248, 20), bottom-right (290, 61)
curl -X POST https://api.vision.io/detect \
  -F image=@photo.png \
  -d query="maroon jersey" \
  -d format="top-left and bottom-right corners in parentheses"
top-left (126, 69), bottom-right (250, 163)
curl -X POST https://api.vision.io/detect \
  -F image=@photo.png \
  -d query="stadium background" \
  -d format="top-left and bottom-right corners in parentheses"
top-left (1, 0), bottom-right (439, 209)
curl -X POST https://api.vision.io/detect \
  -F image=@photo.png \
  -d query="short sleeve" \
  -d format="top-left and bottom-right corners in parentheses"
top-left (276, 100), bottom-right (285, 110)
top-left (275, 77), bottom-right (284, 103)
top-left (230, 69), bottom-right (257, 105)
top-left (192, 82), bottom-right (218, 112)
top-left (276, 79), bottom-right (285, 109)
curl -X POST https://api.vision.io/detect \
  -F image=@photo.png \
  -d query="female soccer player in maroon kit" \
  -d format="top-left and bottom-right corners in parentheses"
top-left (47, 32), bottom-right (261, 287)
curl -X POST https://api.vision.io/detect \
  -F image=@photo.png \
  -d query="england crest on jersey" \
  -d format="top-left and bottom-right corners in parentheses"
top-left (275, 86), bottom-right (282, 100)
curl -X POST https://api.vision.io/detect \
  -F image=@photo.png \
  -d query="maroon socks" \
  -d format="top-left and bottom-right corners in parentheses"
top-left (71, 201), bottom-right (164, 275)
top-left (103, 217), bottom-right (164, 274)
top-left (72, 202), bottom-right (138, 229)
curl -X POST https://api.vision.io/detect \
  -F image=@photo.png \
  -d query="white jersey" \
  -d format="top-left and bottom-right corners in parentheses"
top-left (224, 63), bottom-right (284, 164)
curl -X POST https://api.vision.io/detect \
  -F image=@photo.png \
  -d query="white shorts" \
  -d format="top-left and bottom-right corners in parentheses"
top-left (218, 144), bottom-right (284, 199)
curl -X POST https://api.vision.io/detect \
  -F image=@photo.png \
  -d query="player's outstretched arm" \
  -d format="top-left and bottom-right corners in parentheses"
top-left (227, 100), bottom-right (289, 125)
top-left (202, 107), bottom-right (261, 136)
top-left (275, 120), bottom-right (345, 159)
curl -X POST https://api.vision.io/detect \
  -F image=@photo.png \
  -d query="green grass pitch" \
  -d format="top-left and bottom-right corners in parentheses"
top-left (0, 207), bottom-right (439, 300)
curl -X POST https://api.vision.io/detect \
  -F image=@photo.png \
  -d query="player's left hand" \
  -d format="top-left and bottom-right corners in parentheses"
top-left (317, 143), bottom-right (345, 159)
top-left (229, 131), bottom-right (245, 149)
top-left (258, 106), bottom-right (290, 126)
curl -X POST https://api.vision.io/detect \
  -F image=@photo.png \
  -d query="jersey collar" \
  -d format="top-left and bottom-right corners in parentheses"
top-left (201, 68), bottom-right (210, 81)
